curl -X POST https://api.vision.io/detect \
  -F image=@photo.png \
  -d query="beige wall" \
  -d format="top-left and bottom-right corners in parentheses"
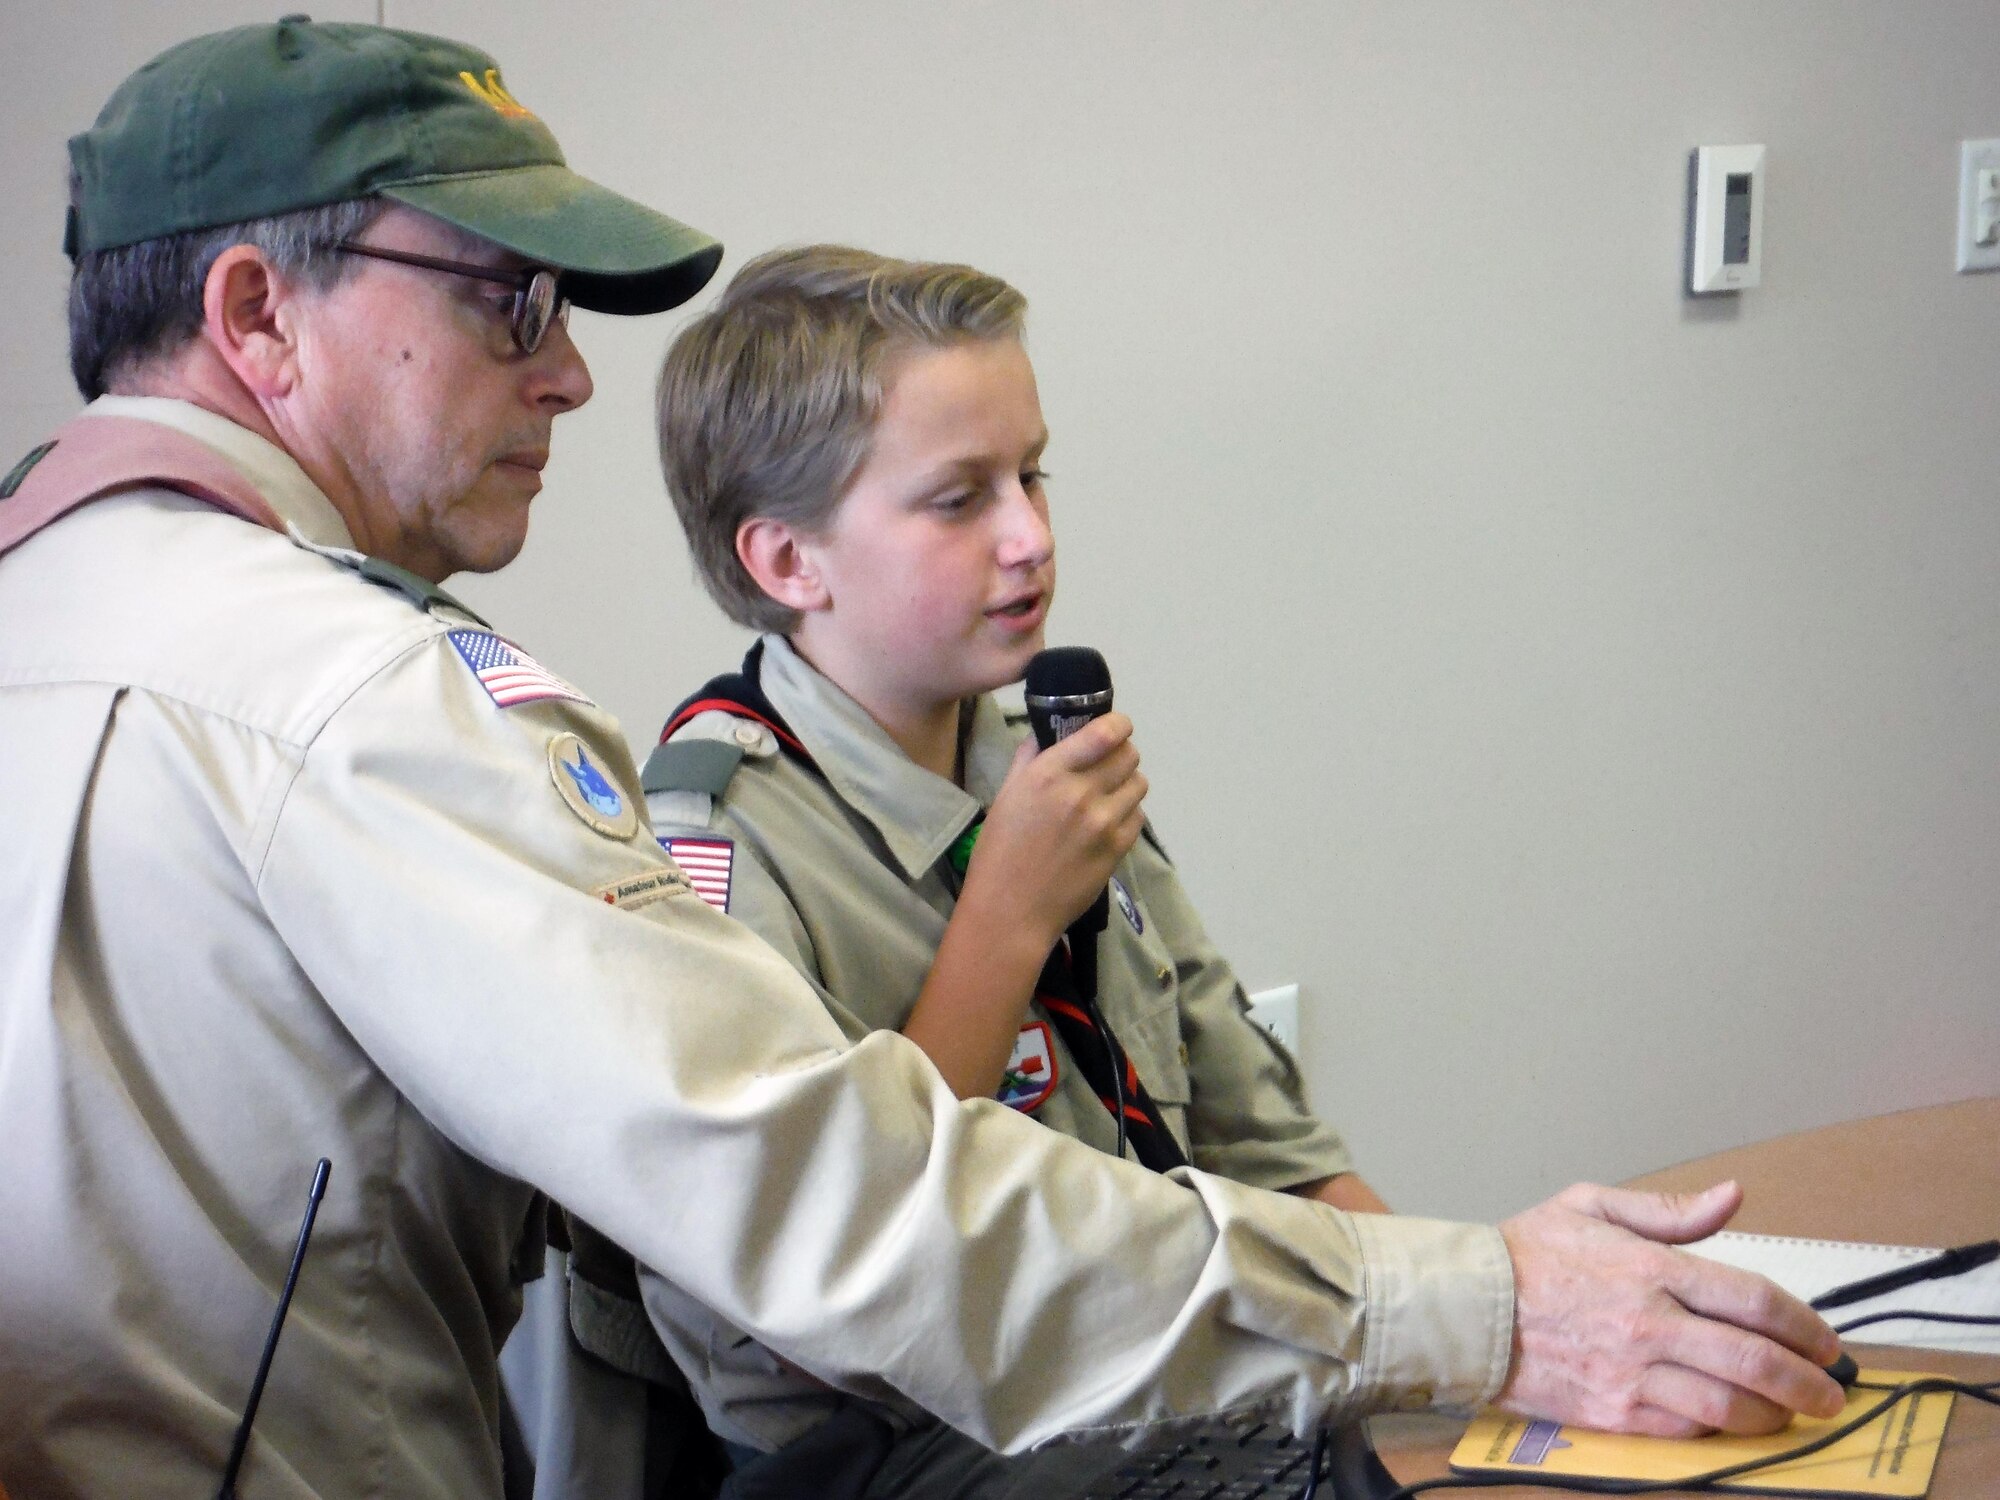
top-left (7, 3), bottom-right (1997, 1221)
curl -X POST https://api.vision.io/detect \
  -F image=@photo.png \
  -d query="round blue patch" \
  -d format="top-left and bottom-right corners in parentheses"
top-left (548, 732), bottom-right (638, 840)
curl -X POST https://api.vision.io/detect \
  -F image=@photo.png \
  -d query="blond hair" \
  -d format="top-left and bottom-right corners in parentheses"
top-left (657, 244), bottom-right (1027, 632)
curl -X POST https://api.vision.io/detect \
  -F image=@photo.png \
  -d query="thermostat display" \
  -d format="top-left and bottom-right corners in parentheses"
top-left (1688, 145), bottom-right (1765, 293)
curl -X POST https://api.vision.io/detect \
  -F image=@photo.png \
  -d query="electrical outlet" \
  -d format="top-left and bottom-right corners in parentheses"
top-left (1246, 983), bottom-right (1301, 1054)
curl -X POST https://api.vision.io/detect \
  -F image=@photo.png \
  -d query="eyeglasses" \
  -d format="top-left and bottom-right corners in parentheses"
top-left (335, 241), bottom-right (568, 354)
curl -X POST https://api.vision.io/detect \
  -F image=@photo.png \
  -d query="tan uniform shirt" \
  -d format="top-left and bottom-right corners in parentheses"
top-left (0, 401), bottom-right (1510, 1500)
top-left (652, 636), bottom-right (1353, 1179)
top-left (642, 637), bottom-right (1504, 1451)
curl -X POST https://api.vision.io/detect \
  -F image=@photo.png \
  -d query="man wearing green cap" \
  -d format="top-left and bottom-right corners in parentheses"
top-left (0, 17), bottom-right (1846, 1500)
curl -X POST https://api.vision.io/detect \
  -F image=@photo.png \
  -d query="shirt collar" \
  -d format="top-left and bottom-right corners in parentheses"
top-left (86, 395), bottom-right (355, 550)
top-left (758, 633), bottom-right (1021, 881)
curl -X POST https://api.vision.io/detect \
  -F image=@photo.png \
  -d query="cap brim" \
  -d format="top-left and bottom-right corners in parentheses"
top-left (384, 163), bottom-right (721, 315)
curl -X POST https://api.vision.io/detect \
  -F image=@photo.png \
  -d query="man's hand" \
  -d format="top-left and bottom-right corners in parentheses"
top-left (1497, 1180), bottom-right (1846, 1437)
top-left (967, 714), bottom-right (1148, 949)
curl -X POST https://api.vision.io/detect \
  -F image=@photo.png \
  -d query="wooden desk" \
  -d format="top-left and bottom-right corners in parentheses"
top-left (1371, 1098), bottom-right (2000, 1496)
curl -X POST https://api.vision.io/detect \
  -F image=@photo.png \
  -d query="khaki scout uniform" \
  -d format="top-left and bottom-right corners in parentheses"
top-left (641, 635), bottom-right (1510, 1465)
top-left (0, 402), bottom-right (1510, 1500)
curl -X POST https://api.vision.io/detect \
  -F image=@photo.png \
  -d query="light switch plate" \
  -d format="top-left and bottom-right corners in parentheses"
top-left (1246, 983), bottom-right (1300, 1055)
top-left (1957, 139), bottom-right (2000, 273)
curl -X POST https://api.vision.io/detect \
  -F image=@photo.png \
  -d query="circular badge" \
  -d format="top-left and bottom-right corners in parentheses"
top-left (548, 732), bottom-right (638, 840)
top-left (1111, 876), bottom-right (1143, 934)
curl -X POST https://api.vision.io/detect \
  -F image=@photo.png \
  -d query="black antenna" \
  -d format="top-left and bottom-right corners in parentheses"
top-left (217, 1158), bottom-right (331, 1500)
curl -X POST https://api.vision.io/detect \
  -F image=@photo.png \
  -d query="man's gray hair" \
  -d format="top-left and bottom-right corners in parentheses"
top-left (67, 196), bottom-right (383, 399)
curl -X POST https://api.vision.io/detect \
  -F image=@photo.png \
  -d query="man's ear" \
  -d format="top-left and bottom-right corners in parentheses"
top-left (201, 245), bottom-right (303, 400)
top-left (737, 516), bottom-right (831, 614)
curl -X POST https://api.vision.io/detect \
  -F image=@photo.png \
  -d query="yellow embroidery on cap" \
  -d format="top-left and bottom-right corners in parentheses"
top-left (460, 68), bottom-right (536, 120)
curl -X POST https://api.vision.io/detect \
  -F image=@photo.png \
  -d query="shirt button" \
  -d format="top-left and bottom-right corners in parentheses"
top-left (732, 723), bottom-right (764, 750)
top-left (1397, 1388), bottom-right (1434, 1412)
top-left (1156, 964), bottom-right (1174, 989)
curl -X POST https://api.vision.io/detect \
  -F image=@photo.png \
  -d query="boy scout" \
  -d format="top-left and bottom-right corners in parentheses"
top-left (629, 246), bottom-right (1844, 1496)
top-left (0, 22), bottom-right (1840, 1500)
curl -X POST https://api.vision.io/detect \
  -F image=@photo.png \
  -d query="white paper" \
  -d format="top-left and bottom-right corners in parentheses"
top-left (1685, 1231), bottom-right (2000, 1356)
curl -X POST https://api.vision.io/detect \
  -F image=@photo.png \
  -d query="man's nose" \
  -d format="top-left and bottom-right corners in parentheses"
top-left (530, 316), bottom-right (594, 412)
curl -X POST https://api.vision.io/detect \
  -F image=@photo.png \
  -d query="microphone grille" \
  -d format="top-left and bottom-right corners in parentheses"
top-left (1024, 646), bottom-right (1111, 700)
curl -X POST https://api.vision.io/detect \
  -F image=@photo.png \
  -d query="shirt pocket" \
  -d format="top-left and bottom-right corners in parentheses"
top-left (1099, 880), bottom-right (1193, 1149)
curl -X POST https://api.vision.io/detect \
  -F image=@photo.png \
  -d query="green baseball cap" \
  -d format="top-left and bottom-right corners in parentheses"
top-left (66, 16), bottom-right (721, 315)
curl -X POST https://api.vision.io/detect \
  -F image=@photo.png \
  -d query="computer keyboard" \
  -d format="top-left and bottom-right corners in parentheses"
top-left (1076, 1423), bottom-right (1319, 1499)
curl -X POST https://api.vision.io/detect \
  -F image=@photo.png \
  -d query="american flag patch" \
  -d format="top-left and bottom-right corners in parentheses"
top-left (660, 836), bottom-right (734, 912)
top-left (448, 630), bottom-right (592, 710)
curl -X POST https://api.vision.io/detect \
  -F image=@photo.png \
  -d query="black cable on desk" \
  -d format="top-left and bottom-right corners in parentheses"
top-left (1364, 1375), bottom-right (1995, 1497)
top-left (1835, 1308), bottom-right (2000, 1336)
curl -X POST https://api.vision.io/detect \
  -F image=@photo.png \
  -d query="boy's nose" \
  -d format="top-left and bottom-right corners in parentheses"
top-left (997, 486), bottom-right (1054, 567)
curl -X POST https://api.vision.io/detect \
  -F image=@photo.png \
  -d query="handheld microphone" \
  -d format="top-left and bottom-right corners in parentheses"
top-left (1023, 646), bottom-right (1114, 752)
top-left (1023, 647), bottom-right (1116, 990)
top-left (1024, 647), bottom-right (1127, 1157)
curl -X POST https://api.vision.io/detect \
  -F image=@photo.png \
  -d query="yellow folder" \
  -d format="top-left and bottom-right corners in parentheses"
top-left (1449, 1371), bottom-right (1955, 1497)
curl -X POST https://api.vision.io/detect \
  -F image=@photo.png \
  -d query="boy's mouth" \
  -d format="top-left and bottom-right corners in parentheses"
top-left (987, 591), bottom-right (1046, 627)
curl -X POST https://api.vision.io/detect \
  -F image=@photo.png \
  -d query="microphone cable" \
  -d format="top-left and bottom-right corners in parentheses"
top-left (217, 1158), bottom-right (332, 1500)
top-left (1086, 983), bottom-right (1129, 1167)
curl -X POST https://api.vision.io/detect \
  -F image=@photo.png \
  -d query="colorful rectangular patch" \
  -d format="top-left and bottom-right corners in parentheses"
top-left (592, 868), bottom-right (694, 913)
top-left (660, 836), bottom-right (734, 912)
top-left (448, 629), bottom-right (592, 709)
top-left (996, 1021), bottom-right (1057, 1112)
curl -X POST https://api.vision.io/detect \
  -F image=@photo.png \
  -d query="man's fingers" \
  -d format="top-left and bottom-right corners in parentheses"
top-left (1583, 1180), bottom-right (1743, 1245)
top-left (1656, 1296), bottom-right (1840, 1424)
top-left (1637, 1358), bottom-right (1801, 1436)
top-left (1619, 1403), bottom-right (1718, 1441)
top-left (1667, 1254), bottom-right (1839, 1360)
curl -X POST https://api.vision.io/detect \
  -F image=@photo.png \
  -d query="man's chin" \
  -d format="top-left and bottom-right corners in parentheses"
top-left (463, 537), bottom-right (527, 576)
top-left (444, 496), bottom-right (533, 576)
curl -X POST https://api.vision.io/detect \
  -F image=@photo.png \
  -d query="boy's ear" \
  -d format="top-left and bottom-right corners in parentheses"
top-left (737, 517), bottom-right (831, 614)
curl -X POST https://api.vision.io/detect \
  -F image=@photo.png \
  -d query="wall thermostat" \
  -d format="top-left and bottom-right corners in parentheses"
top-left (1686, 144), bottom-right (1765, 294)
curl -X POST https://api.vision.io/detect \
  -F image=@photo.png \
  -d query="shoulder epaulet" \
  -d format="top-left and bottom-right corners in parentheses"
top-left (350, 554), bottom-right (493, 628)
top-left (0, 441), bottom-right (57, 500)
top-left (281, 526), bottom-right (493, 626)
top-left (640, 735), bottom-right (747, 796)
top-left (657, 641), bottom-right (818, 778)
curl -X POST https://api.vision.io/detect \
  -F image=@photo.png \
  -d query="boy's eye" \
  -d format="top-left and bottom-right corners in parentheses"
top-left (932, 490), bottom-right (978, 514)
top-left (1021, 467), bottom-right (1050, 490)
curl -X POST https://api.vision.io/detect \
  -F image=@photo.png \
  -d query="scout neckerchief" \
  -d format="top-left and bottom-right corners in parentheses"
top-left (946, 820), bottom-right (1188, 1173)
top-left (664, 644), bottom-right (1189, 1174)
